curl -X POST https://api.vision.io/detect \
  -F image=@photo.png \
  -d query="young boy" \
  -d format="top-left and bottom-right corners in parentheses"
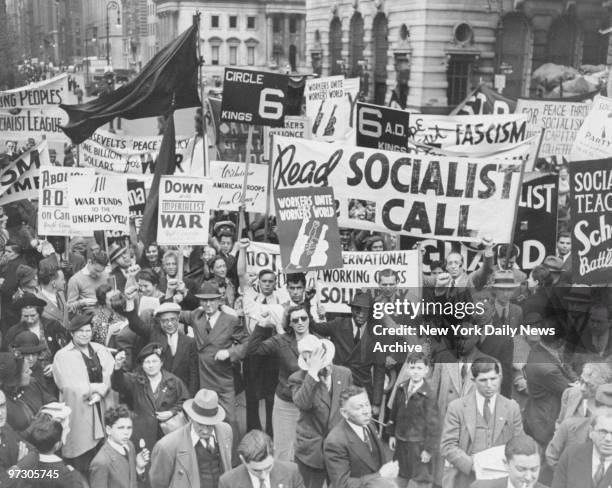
top-left (387, 352), bottom-right (439, 487)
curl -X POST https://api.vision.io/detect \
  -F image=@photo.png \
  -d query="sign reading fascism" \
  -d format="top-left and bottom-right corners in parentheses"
top-left (271, 135), bottom-right (524, 243)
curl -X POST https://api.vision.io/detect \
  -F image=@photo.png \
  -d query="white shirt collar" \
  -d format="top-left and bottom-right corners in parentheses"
top-left (39, 288), bottom-right (58, 305)
top-left (475, 390), bottom-right (496, 418)
top-left (207, 310), bottom-right (221, 328)
top-left (107, 438), bottom-right (128, 456)
top-left (592, 447), bottom-right (612, 478)
top-left (248, 471), bottom-right (271, 488)
top-left (190, 425), bottom-right (217, 447)
top-left (39, 453), bottom-right (63, 463)
top-left (346, 419), bottom-right (366, 442)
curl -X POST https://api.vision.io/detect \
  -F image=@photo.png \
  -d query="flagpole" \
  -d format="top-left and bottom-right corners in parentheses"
top-left (195, 12), bottom-right (208, 177)
top-left (237, 125), bottom-right (254, 239)
top-left (264, 131), bottom-right (274, 241)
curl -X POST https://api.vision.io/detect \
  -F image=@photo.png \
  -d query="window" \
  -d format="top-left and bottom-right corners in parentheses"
top-left (289, 17), bottom-right (297, 34)
top-left (247, 16), bottom-right (255, 29)
top-left (229, 16), bottom-right (237, 29)
top-left (447, 55), bottom-right (473, 106)
top-left (211, 45), bottom-right (219, 65)
top-left (273, 16), bottom-right (281, 33)
top-left (211, 15), bottom-right (219, 28)
top-left (247, 46), bottom-right (255, 65)
top-left (229, 46), bottom-right (237, 65)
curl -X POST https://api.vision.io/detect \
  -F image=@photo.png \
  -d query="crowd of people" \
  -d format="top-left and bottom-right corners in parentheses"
top-left (0, 199), bottom-right (609, 488)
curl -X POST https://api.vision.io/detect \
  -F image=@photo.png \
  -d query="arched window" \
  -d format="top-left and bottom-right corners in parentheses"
top-left (548, 15), bottom-right (581, 67)
top-left (348, 12), bottom-right (364, 77)
top-left (372, 12), bottom-right (388, 105)
top-left (498, 13), bottom-right (533, 98)
top-left (329, 16), bottom-right (342, 75)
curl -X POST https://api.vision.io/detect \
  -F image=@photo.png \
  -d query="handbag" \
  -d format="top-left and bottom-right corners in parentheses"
top-left (160, 411), bottom-right (188, 435)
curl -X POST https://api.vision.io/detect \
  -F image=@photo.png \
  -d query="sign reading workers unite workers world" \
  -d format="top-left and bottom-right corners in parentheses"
top-left (220, 68), bottom-right (288, 127)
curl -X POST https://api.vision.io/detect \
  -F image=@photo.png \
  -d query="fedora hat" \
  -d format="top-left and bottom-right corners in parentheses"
top-left (195, 281), bottom-right (222, 300)
top-left (297, 335), bottom-right (336, 371)
top-left (183, 389), bottom-right (226, 425)
top-left (542, 256), bottom-right (563, 273)
top-left (108, 242), bottom-right (128, 263)
top-left (11, 330), bottom-right (46, 355)
top-left (491, 270), bottom-right (519, 288)
top-left (350, 291), bottom-right (371, 309)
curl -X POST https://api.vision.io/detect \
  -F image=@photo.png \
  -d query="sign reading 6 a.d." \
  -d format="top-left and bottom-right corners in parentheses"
top-left (356, 102), bottom-right (410, 153)
top-left (221, 68), bottom-right (288, 127)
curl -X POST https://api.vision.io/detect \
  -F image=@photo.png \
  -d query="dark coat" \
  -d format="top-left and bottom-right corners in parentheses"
top-left (4, 317), bottom-right (70, 356)
top-left (0, 255), bottom-right (27, 330)
top-left (552, 441), bottom-right (612, 488)
top-left (471, 478), bottom-right (548, 488)
top-left (110, 268), bottom-right (128, 293)
top-left (111, 368), bottom-right (189, 451)
top-left (89, 440), bottom-right (141, 488)
top-left (289, 365), bottom-right (353, 469)
top-left (219, 461), bottom-right (304, 488)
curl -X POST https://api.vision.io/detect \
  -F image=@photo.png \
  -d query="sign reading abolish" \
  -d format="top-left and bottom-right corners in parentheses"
top-left (570, 95), bottom-right (612, 161)
top-left (569, 159), bottom-right (612, 284)
top-left (157, 176), bottom-right (211, 245)
top-left (271, 135), bottom-right (524, 243)
top-left (69, 174), bottom-right (130, 234)
top-left (220, 68), bottom-right (288, 127)
top-left (515, 98), bottom-right (589, 158)
top-left (317, 250), bottom-right (420, 313)
top-left (356, 102), bottom-right (410, 152)
top-left (274, 187), bottom-right (343, 272)
top-left (210, 161), bottom-right (268, 213)
top-left (0, 141), bottom-right (50, 205)
top-left (38, 167), bottom-right (96, 236)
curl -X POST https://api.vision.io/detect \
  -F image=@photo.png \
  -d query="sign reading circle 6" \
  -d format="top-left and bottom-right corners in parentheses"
top-left (259, 88), bottom-right (285, 121)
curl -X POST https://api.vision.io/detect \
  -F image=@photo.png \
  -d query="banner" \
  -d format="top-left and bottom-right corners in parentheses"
top-left (210, 161), bottom-right (268, 213)
top-left (569, 158), bottom-right (612, 284)
top-left (569, 95), bottom-right (612, 161)
top-left (0, 106), bottom-right (69, 142)
top-left (305, 76), bottom-right (359, 141)
top-left (38, 167), bottom-right (96, 236)
top-left (0, 74), bottom-right (74, 109)
top-left (68, 174), bottom-right (130, 233)
top-left (271, 135), bottom-right (524, 243)
top-left (451, 84), bottom-right (516, 115)
top-left (263, 116), bottom-right (310, 156)
top-left (356, 102), bottom-right (410, 152)
top-left (317, 250), bottom-right (420, 313)
top-left (274, 187), bottom-right (343, 272)
top-left (515, 98), bottom-right (589, 158)
top-left (157, 176), bottom-right (211, 245)
top-left (220, 68), bottom-right (288, 127)
top-left (0, 141), bottom-right (50, 205)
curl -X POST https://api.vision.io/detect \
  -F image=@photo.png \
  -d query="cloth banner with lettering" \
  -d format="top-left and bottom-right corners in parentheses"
top-left (305, 76), bottom-right (359, 142)
top-left (38, 167), bottom-right (96, 236)
top-left (0, 141), bottom-right (50, 205)
top-left (569, 95), bottom-right (612, 161)
top-left (569, 158), bottom-right (612, 284)
top-left (450, 84), bottom-right (516, 115)
top-left (68, 174), bottom-right (130, 234)
top-left (274, 187), bottom-right (343, 272)
top-left (210, 161), bottom-right (268, 213)
top-left (515, 98), bottom-right (589, 158)
top-left (157, 176), bottom-right (211, 245)
top-left (271, 135), bottom-right (524, 243)
top-left (0, 107), bottom-right (69, 143)
top-left (0, 74), bottom-right (75, 109)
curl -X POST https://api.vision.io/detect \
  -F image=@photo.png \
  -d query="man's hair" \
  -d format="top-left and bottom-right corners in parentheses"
top-left (584, 362), bottom-right (612, 388)
top-left (258, 269), bottom-right (275, 280)
top-left (558, 231), bottom-right (571, 240)
top-left (162, 250), bottom-right (178, 263)
top-left (286, 272), bottom-right (306, 287)
top-left (38, 262), bottom-right (60, 286)
top-left (405, 351), bottom-right (430, 366)
top-left (471, 358), bottom-right (501, 378)
top-left (504, 434), bottom-right (540, 461)
top-left (89, 250), bottom-right (109, 267)
top-left (591, 406), bottom-right (612, 428)
top-left (27, 417), bottom-right (63, 454)
top-left (218, 231), bottom-right (234, 242)
top-left (237, 429), bottom-right (273, 462)
top-left (95, 283), bottom-right (113, 305)
top-left (377, 268), bottom-right (398, 282)
top-left (531, 265), bottom-right (552, 287)
top-left (104, 404), bottom-right (133, 428)
top-left (339, 385), bottom-right (367, 407)
top-left (136, 268), bottom-right (160, 287)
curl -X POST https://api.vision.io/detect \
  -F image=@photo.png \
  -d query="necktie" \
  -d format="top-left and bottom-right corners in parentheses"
top-left (483, 398), bottom-right (492, 424)
top-left (449, 279), bottom-right (456, 292)
top-left (122, 448), bottom-right (129, 460)
top-left (259, 479), bottom-right (267, 488)
top-left (594, 455), bottom-right (606, 486)
top-left (207, 437), bottom-right (216, 454)
top-left (363, 427), bottom-right (373, 452)
top-left (500, 308), bottom-right (507, 323)
top-left (354, 325), bottom-right (361, 344)
top-left (460, 362), bottom-right (468, 381)
top-left (168, 334), bottom-right (177, 356)
top-left (262, 296), bottom-right (269, 305)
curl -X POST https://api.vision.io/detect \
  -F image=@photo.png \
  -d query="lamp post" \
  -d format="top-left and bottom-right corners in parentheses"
top-left (85, 26), bottom-right (97, 90)
top-left (105, 0), bottom-right (120, 67)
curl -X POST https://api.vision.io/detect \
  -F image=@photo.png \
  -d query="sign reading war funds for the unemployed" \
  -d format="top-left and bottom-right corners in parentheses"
top-left (220, 68), bottom-right (288, 127)
top-left (274, 187), bottom-right (343, 272)
top-left (68, 174), bottom-right (130, 234)
top-left (157, 176), bottom-right (211, 246)
top-left (569, 158), bottom-right (612, 284)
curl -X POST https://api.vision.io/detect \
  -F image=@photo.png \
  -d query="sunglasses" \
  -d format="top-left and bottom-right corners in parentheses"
top-left (291, 316), bottom-right (309, 324)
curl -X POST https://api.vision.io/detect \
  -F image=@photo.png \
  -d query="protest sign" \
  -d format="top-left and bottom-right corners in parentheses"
top-left (569, 158), bottom-right (612, 284)
top-left (515, 98), bottom-right (589, 158)
top-left (210, 161), bottom-right (267, 213)
top-left (317, 250), bottom-right (420, 313)
top-left (0, 106), bottom-right (69, 142)
top-left (274, 187), bottom-right (343, 272)
top-left (105, 179), bottom-right (148, 240)
top-left (263, 116), bottom-right (310, 156)
top-left (271, 135), bottom-right (524, 243)
top-left (305, 76), bottom-right (359, 142)
top-left (451, 84), bottom-right (516, 115)
top-left (68, 174), bottom-right (130, 234)
top-left (157, 176), bottom-right (211, 245)
top-left (356, 102), bottom-right (410, 152)
top-left (0, 141), bottom-right (50, 205)
top-left (245, 241), bottom-right (286, 289)
top-left (569, 95), bottom-right (612, 161)
top-left (38, 166), bottom-right (96, 236)
top-left (0, 74), bottom-right (74, 109)
top-left (220, 68), bottom-right (288, 127)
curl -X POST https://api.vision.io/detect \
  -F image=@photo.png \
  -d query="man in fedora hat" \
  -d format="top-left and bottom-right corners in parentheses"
top-left (289, 335), bottom-right (352, 488)
top-left (107, 243), bottom-right (133, 293)
top-left (149, 389), bottom-right (233, 488)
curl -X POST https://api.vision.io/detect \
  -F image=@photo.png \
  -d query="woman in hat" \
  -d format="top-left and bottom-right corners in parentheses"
top-left (52, 314), bottom-right (116, 474)
top-left (205, 255), bottom-right (236, 308)
top-left (246, 303), bottom-right (314, 462)
top-left (111, 342), bottom-right (189, 450)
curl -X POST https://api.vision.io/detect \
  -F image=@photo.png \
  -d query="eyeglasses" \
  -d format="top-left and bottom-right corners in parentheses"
top-left (291, 316), bottom-right (309, 324)
top-left (160, 317), bottom-right (179, 325)
top-left (595, 428), bottom-right (612, 438)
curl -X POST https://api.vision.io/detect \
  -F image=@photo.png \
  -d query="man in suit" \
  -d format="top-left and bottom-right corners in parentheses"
top-left (108, 243), bottom-right (132, 292)
top-left (310, 291), bottom-right (385, 415)
top-left (552, 407), bottom-right (612, 488)
top-left (219, 429), bottom-right (304, 488)
top-left (89, 404), bottom-right (150, 488)
top-left (323, 386), bottom-right (398, 488)
top-left (179, 282), bottom-right (248, 427)
top-left (471, 434), bottom-right (547, 488)
top-left (289, 335), bottom-right (353, 488)
top-left (440, 358), bottom-right (524, 488)
top-left (123, 299), bottom-right (199, 395)
top-left (149, 389), bottom-right (233, 488)
top-left (37, 260), bottom-right (67, 326)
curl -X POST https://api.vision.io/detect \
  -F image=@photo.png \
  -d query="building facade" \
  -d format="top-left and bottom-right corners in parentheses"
top-left (306, 0), bottom-right (610, 111)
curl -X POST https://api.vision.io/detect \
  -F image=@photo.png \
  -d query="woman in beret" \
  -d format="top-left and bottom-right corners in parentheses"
top-left (111, 342), bottom-right (189, 450)
top-left (52, 314), bottom-right (116, 475)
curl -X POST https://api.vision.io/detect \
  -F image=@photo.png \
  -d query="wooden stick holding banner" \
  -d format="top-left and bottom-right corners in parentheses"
top-left (264, 132), bottom-right (274, 241)
top-left (177, 245), bottom-right (184, 283)
top-left (237, 125), bottom-right (254, 239)
top-left (195, 11), bottom-right (207, 177)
